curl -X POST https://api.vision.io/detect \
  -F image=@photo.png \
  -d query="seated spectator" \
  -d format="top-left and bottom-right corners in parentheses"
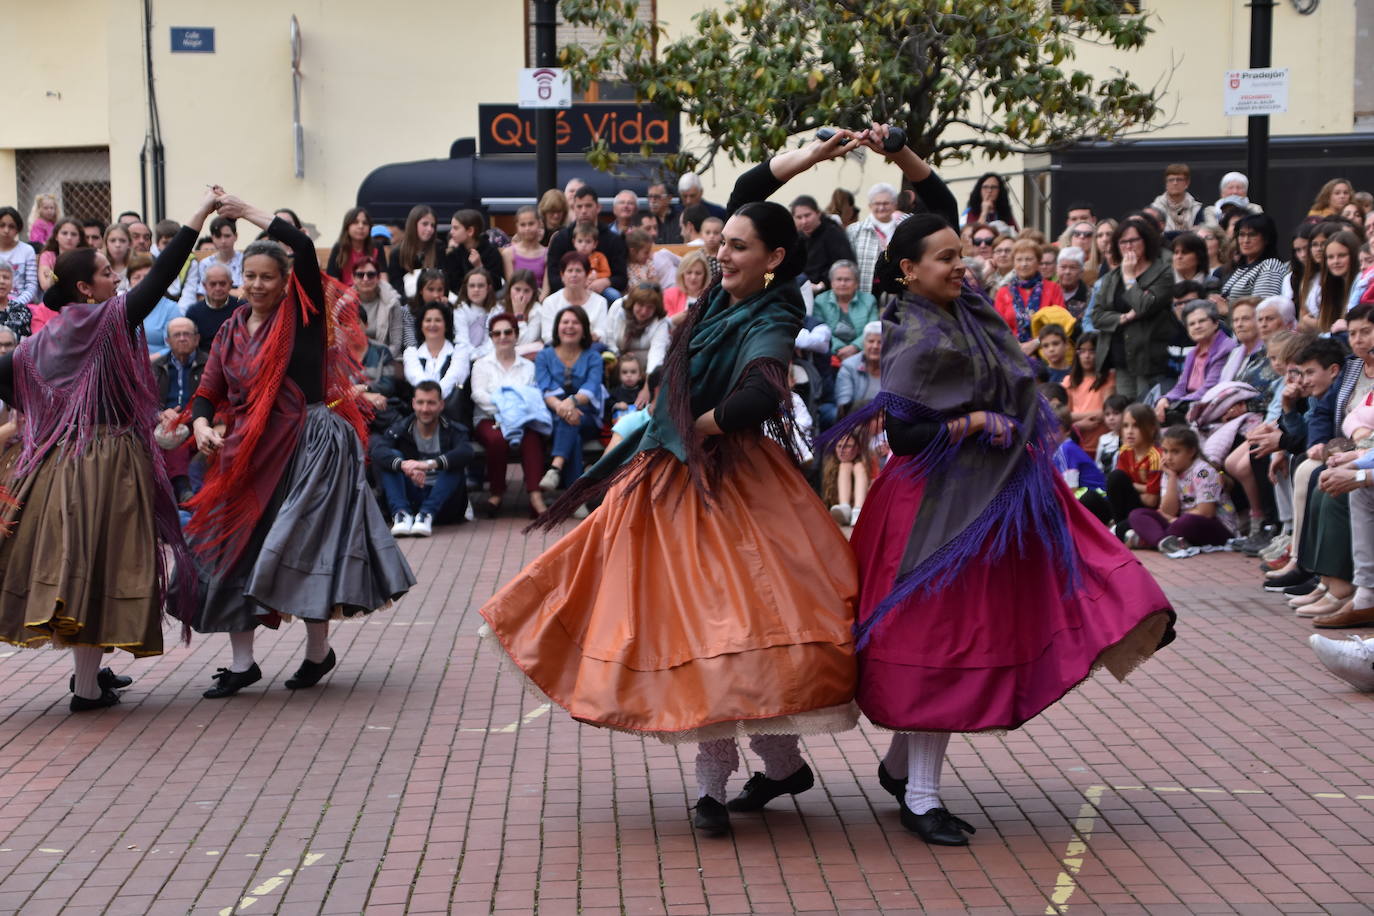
top-left (470, 313), bottom-right (549, 519)
top-left (1170, 232), bottom-right (1211, 285)
top-left (128, 253), bottom-right (178, 358)
top-left (153, 316), bottom-right (207, 502)
top-left (388, 205), bottom-right (440, 298)
top-left (352, 256), bottom-right (410, 357)
top-left (1040, 245), bottom-right (1059, 282)
top-left (0, 261), bottom-right (31, 339)
top-left (836, 321), bottom-right (882, 417)
top-left (847, 183), bottom-right (907, 295)
top-left (373, 380), bottom-right (474, 537)
top-left (662, 249), bottom-right (710, 317)
top-left (679, 204), bottom-right (710, 247)
top-left (185, 263), bottom-right (243, 353)
top-left (1155, 300), bottom-right (1236, 424)
top-left (454, 267), bottom-right (500, 359)
top-left (502, 205), bottom-right (550, 295)
top-left (792, 194), bottom-right (855, 293)
top-left (677, 172), bottom-right (725, 218)
top-left (603, 284), bottom-right (670, 375)
top-left (624, 228), bottom-right (678, 289)
top-left (1203, 172), bottom-right (1263, 227)
top-left (607, 353), bottom-right (645, 423)
top-left (538, 189), bottom-right (569, 246)
top-left (1315, 230), bottom-right (1361, 334)
top-left (700, 217), bottom-right (724, 253)
top-left (1056, 246), bottom-right (1089, 320)
top-left (521, 252), bottom-right (609, 347)
top-left (38, 218), bottom-right (87, 292)
top-left (403, 302), bottom-right (471, 421)
top-left (644, 182), bottom-right (680, 243)
top-left (546, 186), bottom-right (629, 295)
top-left (994, 238), bottom-right (1067, 355)
top-left (349, 327), bottom-right (402, 432)
top-left (1127, 425), bottom-right (1235, 552)
top-left (1096, 393), bottom-right (1130, 478)
top-left (444, 209), bottom-right (505, 292)
top-left (812, 260), bottom-right (878, 360)
top-left (326, 207), bottom-right (381, 285)
top-left (1038, 325), bottom-right (1074, 383)
top-left (405, 267), bottom-right (454, 338)
top-left (827, 188), bottom-right (859, 227)
top-left (823, 431), bottom-right (871, 529)
top-left (1220, 213), bottom-right (1286, 303)
top-left (535, 306), bottom-right (605, 492)
top-left (178, 216), bottom-right (243, 309)
top-left (1106, 403), bottom-right (1162, 538)
top-left (572, 221), bottom-right (620, 302)
top-left (501, 269), bottom-right (539, 324)
top-left (609, 190), bottom-right (639, 236)
top-left (152, 218), bottom-right (180, 257)
top-left (1053, 404), bottom-right (1111, 525)
top-left (988, 235), bottom-right (1016, 291)
top-left (1066, 331), bottom-right (1115, 455)
top-left (1308, 177), bottom-right (1354, 221)
top-left (1151, 163), bottom-right (1206, 233)
top-left (80, 219), bottom-right (105, 249)
top-left (0, 207), bottom-right (37, 309)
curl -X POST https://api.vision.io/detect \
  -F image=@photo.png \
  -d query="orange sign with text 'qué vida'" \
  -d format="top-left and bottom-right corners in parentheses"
top-left (478, 104), bottom-right (680, 156)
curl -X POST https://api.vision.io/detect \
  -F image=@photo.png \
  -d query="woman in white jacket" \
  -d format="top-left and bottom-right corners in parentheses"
top-left (603, 284), bottom-right (671, 377)
top-left (403, 302), bottom-right (471, 420)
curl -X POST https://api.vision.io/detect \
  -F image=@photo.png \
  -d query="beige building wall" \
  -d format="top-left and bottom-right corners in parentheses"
top-left (1, 0), bottom-right (1360, 232)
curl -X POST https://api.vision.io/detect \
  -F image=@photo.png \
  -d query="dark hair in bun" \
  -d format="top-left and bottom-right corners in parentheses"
top-left (734, 201), bottom-right (806, 283)
top-left (42, 247), bottom-right (102, 311)
top-left (874, 213), bottom-right (955, 295)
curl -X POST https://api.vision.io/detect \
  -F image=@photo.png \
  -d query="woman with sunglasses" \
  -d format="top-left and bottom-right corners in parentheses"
top-left (351, 256), bottom-right (410, 357)
top-left (470, 312), bottom-right (548, 518)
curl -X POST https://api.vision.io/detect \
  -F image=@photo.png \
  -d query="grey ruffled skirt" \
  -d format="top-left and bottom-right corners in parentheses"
top-left (191, 404), bottom-right (416, 632)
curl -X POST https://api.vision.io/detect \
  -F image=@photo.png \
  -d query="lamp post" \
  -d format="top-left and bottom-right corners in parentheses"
top-left (532, 0), bottom-right (558, 195)
top-left (1246, 0), bottom-right (1275, 206)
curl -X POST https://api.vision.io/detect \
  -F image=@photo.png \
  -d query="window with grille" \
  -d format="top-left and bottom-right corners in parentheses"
top-left (15, 147), bottom-right (112, 225)
top-left (526, 1), bottom-right (655, 101)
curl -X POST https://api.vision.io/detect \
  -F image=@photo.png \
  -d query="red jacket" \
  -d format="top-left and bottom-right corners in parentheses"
top-left (993, 279), bottom-right (1067, 339)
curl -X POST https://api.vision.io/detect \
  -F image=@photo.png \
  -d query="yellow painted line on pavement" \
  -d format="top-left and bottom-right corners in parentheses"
top-left (217, 851), bottom-right (326, 914)
top-left (1044, 784), bottom-right (1105, 914)
top-left (459, 701), bottom-right (553, 734)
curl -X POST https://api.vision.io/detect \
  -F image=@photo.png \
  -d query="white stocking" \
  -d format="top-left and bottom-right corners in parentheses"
top-left (229, 630), bottom-right (256, 673)
top-left (72, 646), bottom-right (104, 699)
top-left (905, 731), bottom-right (951, 815)
top-left (748, 733), bottom-right (805, 780)
top-left (304, 620), bottom-right (330, 663)
top-left (694, 738), bottom-right (739, 802)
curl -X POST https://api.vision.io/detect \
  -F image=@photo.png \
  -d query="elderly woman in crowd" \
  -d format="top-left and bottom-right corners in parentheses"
top-left (812, 259), bottom-right (879, 360)
top-left (994, 238), bottom-right (1067, 355)
top-left (847, 182), bottom-right (907, 296)
top-left (1154, 300), bottom-right (1237, 424)
top-left (1056, 246), bottom-right (1089, 319)
top-left (836, 321), bottom-right (883, 417)
top-left (1091, 217), bottom-right (1177, 401)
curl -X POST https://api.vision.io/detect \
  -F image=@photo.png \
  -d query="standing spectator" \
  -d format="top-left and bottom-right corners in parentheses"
top-left (128, 254), bottom-right (178, 358)
top-left (1220, 213), bottom-right (1287, 303)
top-left (1316, 230), bottom-right (1361, 333)
top-left (827, 188), bottom-right (859, 227)
top-left (325, 207), bottom-right (379, 285)
top-left (1170, 232), bottom-right (1211, 284)
top-left (1150, 164), bottom-right (1206, 232)
top-left (470, 313), bottom-right (548, 518)
top-left (538, 189), bottom-right (569, 245)
top-left (1091, 217), bottom-right (1177, 401)
top-left (535, 306), bottom-right (604, 492)
top-left (967, 223), bottom-right (999, 260)
top-left (1308, 177), bottom-right (1355, 220)
top-left (178, 216), bottom-right (242, 309)
top-left (813, 260), bottom-right (879, 359)
top-left (353, 255), bottom-right (410, 357)
top-left (80, 220), bottom-right (105, 249)
top-left (625, 228), bottom-right (678, 289)
top-left (609, 190), bottom-right (639, 235)
top-left (988, 235), bottom-right (1016, 290)
top-left (662, 249), bottom-right (709, 317)
top-left (373, 381), bottom-right (473, 537)
top-left (387, 205), bottom-right (439, 298)
top-left (645, 182), bottom-right (680, 243)
top-left (403, 302), bottom-right (472, 422)
top-left (25, 194), bottom-right (58, 247)
top-left (545, 187), bottom-right (629, 295)
top-left (846, 183), bottom-right (907, 294)
top-left (962, 172), bottom-right (1017, 230)
top-left (502, 206), bottom-right (549, 295)
top-left (37, 219), bottom-right (87, 291)
top-left (1195, 225), bottom-right (1225, 274)
top-left (1204, 172), bottom-right (1262, 226)
top-left (1064, 201), bottom-right (1096, 233)
top-left (0, 207), bottom-right (37, 307)
top-left (0, 262), bottom-right (28, 339)
top-left (1057, 246), bottom-right (1090, 319)
top-left (127, 221), bottom-right (153, 256)
top-left (443, 210), bottom-right (505, 292)
top-left (792, 194), bottom-right (856, 292)
top-left (184, 264), bottom-right (243, 352)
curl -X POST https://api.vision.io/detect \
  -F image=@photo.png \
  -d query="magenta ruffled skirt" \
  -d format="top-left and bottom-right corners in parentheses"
top-left (851, 455), bottom-right (1175, 733)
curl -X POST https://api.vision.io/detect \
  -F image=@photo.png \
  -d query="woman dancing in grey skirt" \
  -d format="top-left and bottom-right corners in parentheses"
top-left (185, 192), bottom-right (415, 698)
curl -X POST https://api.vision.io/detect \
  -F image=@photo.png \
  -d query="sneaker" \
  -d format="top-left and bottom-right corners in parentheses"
top-left (1283, 578), bottom-right (1321, 597)
top-left (1260, 533), bottom-right (1291, 560)
top-left (1123, 529), bottom-right (1141, 549)
top-left (410, 513), bottom-right (433, 537)
top-left (390, 512), bottom-right (413, 537)
top-left (539, 467), bottom-right (562, 493)
top-left (1309, 634), bottom-right (1374, 690)
top-left (850, 506), bottom-right (861, 527)
top-left (1158, 535), bottom-right (1190, 555)
top-left (464, 500), bottom-right (476, 523)
top-left (829, 503), bottom-right (852, 527)
top-left (1263, 568), bottom-right (1314, 592)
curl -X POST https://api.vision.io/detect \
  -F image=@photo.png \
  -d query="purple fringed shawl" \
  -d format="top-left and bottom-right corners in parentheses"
top-left (820, 282), bottom-right (1081, 648)
top-left (12, 296), bottom-right (197, 635)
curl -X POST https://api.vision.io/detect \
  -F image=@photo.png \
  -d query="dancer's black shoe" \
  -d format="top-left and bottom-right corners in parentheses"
top-left (285, 650), bottom-right (336, 690)
top-left (68, 667), bottom-right (133, 693)
top-left (877, 762), bottom-right (907, 800)
top-left (900, 804), bottom-right (976, 846)
top-left (70, 688), bottom-right (121, 712)
top-left (725, 764), bottom-right (814, 811)
top-left (692, 797), bottom-right (731, 836)
top-left (203, 664), bottom-right (262, 699)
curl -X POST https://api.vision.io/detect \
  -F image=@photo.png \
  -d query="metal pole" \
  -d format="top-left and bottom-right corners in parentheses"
top-left (533, 0), bottom-right (558, 195)
top-left (1246, 0), bottom-right (1275, 206)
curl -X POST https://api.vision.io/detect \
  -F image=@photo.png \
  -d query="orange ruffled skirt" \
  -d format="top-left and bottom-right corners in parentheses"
top-left (480, 437), bottom-right (860, 743)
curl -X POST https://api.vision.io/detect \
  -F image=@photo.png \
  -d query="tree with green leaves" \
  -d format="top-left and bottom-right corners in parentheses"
top-left (559, 0), bottom-right (1167, 175)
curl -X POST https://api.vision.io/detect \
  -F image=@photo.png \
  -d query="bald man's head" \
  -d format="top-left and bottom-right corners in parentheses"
top-left (165, 316), bottom-right (200, 358)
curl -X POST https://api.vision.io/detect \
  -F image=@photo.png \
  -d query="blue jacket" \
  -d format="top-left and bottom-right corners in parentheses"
top-left (493, 384), bottom-right (553, 447)
top-left (535, 346), bottom-right (606, 414)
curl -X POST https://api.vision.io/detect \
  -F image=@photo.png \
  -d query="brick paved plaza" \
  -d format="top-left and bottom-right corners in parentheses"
top-left (0, 512), bottom-right (1371, 915)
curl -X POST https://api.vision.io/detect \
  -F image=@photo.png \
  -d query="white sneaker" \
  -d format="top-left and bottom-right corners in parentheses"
top-left (850, 506), bottom-right (861, 527)
top-left (539, 467), bottom-right (562, 493)
top-left (1123, 529), bottom-right (1141, 549)
top-left (829, 503), bottom-right (852, 527)
top-left (1309, 634), bottom-right (1374, 691)
top-left (390, 512), bottom-right (413, 537)
top-left (410, 512), bottom-right (433, 537)
top-left (464, 500), bottom-right (475, 522)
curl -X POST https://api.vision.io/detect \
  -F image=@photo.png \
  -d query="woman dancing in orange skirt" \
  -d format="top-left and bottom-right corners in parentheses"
top-left (481, 133), bottom-right (868, 836)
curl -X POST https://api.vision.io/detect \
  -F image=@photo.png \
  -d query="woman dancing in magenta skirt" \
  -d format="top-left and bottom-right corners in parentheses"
top-left (824, 212), bottom-right (1176, 846)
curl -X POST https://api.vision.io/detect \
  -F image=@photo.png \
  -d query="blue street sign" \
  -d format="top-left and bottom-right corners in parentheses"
top-left (170, 27), bottom-right (215, 53)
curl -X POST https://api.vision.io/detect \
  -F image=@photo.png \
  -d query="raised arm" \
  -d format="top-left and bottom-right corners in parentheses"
top-left (127, 187), bottom-right (220, 327)
top-left (725, 131), bottom-right (860, 216)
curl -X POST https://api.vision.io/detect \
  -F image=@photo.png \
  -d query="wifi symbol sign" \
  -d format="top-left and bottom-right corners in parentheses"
top-left (520, 67), bottom-right (571, 109)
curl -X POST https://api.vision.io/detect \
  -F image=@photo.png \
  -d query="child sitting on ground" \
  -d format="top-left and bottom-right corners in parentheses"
top-left (1053, 404), bottom-right (1110, 524)
top-left (1096, 393), bottom-right (1130, 478)
top-left (1037, 324), bottom-right (1074, 384)
top-left (1126, 425), bottom-right (1236, 553)
top-left (608, 353), bottom-right (645, 422)
top-left (823, 432), bottom-right (870, 529)
top-left (1107, 402), bottom-right (1163, 541)
top-left (572, 222), bottom-right (619, 302)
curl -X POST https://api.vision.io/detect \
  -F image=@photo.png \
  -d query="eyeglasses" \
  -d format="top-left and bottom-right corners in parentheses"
top-left (1237, 230), bottom-right (1261, 239)
top-left (1071, 229), bottom-right (1093, 238)
top-left (1119, 236), bottom-right (1144, 246)
top-left (972, 236), bottom-right (996, 246)
top-left (353, 270), bottom-right (378, 278)
top-left (490, 328), bottom-right (516, 338)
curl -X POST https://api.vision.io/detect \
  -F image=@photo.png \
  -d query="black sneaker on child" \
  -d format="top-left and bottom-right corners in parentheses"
top-left (725, 764), bottom-right (815, 812)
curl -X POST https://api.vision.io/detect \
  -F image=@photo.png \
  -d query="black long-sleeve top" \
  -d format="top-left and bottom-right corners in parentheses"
top-left (191, 217), bottom-right (326, 423)
top-left (0, 224), bottom-right (200, 408)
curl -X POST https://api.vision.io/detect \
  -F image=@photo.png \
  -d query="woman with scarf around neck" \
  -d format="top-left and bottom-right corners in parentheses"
top-left (993, 238), bottom-right (1068, 356)
top-left (479, 129), bottom-right (924, 839)
top-left (185, 193), bottom-right (415, 700)
top-left (822, 214), bottom-right (1176, 847)
top-left (0, 188), bottom-right (219, 711)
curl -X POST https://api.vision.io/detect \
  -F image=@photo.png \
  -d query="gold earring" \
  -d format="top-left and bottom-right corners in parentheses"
top-left (902, 275), bottom-right (917, 287)
top-left (764, 271), bottom-right (775, 288)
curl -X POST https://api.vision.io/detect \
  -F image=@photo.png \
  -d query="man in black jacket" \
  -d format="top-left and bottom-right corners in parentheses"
top-left (372, 381), bottom-right (474, 536)
top-left (791, 194), bottom-right (855, 293)
top-left (546, 186), bottom-right (628, 294)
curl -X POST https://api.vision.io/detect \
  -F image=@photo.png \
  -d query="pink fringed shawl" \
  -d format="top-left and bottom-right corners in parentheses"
top-left (12, 296), bottom-right (197, 632)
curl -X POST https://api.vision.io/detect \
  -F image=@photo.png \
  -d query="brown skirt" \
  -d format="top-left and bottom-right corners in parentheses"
top-left (0, 432), bottom-right (164, 657)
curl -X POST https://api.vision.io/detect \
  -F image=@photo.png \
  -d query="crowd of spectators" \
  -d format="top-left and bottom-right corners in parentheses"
top-left (4, 163), bottom-right (1374, 675)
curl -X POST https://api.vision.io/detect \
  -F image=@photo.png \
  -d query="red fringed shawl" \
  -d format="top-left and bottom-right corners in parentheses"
top-left (183, 273), bottom-right (368, 575)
